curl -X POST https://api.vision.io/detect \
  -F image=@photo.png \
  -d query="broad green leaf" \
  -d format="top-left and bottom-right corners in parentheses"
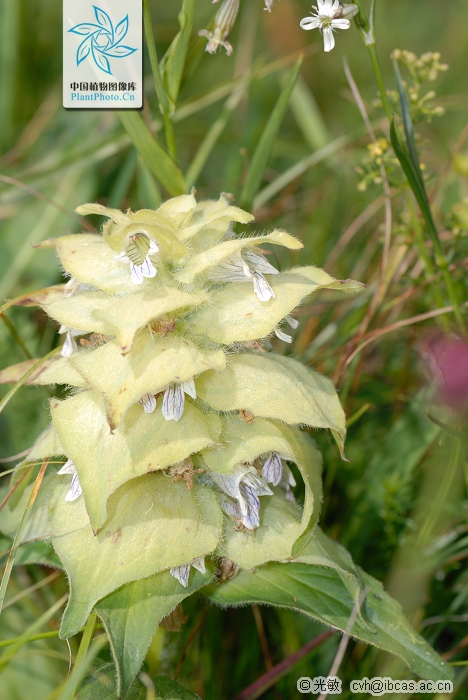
top-left (69, 333), bottom-right (226, 429)
top-left (154, 677), bottom-right (201, 699)
top-left (96, 566), bottom-right (213, 697)
top-left (51, 474), bottom-right (223, 638)
top-left (197, 353), bottom-right (346, 455)
top-left (216, 426), bottom-right (322, 568)
top-left (292, 526), bottom-right (367, 620)
top-left (0, 474), bottom-right (56, 543)
top-left (175, 230), bottom-right (302, 284)
top-left (51, 390), bottom-right (221, 530)
top-left (74, 203), bottom-right (131, 226)
top-left (0, 356), bottom-right (87, 388)
top-left (161, 0), bottom-right (195, 106)
top-left (118, 111), bottom-right (185, 196)
top-left (176, 204), bottom-right (254, 242)
top-left (205, 562), bottom-right (454, 682)
top-left (37, 234), bottom-right (142, 294)
top-left (80, 662), bottom-right (146, 700)
top-left (187, 195), bottom-right (245, 252)
top-left (0, 537), bottom-right (61, 569)
top-left (240, 57), bottom-right (302, 209)
top-left (190, 266), bottom-right (363, 343)
top-left (42, 286), bottom-right (209, 354)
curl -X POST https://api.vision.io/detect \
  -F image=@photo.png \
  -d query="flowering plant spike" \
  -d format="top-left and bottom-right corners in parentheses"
top-left (0, 195), bottom-right (362, 650)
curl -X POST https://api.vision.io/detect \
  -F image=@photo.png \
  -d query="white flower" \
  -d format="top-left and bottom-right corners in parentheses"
top-left (210, 249), bottom-right (279, 302)
top-left (211, 464), bottom-right (273, 530)
top-left (199, 0), bottom-right (240, 56)
top-left (274, 314), bottom-right (299, 343)
top-left (300, 1), bottom-right (352, 52)
top-left (264, 0), bottom-right (274, 10)
top-left (59, 326), bottom-right (86, 357)
top-left (261, 453), bottom-right (297, 499)
top-left (57, 459), bottom-right (83, 502)
top-left (138, 393), bottom-right (157, 413)
top-left (162, 378), bottom-right (197, 422)
top-left (170, 557), bottom-right (206, 587)
top-left (280, 463), bottom-right (297, 502)
top-left (115, 233), bottom-right (159, 285)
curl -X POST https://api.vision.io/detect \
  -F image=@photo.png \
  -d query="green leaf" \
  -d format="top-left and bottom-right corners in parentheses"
top-left (214, 424), bottom-right (322, 568)
top-left (69, 333), bottom-right (226, 429)
top-left (96, 567), bottom-right (213, 697)
top-left (118, 111), bottom-right (185, 196)
top-left (175, 230), bottom-right (303, 285)
top-left (0, 537), bottom-right (61, 569)
top-left (51, 390), bottom-right (221, 530)
top-left (0, 356), bottom-right (87, 388)
top-left (197, 352), bottom-right (346, 455)
top-left (80, 662), bottom-right (146, 700)
top-left (393, 60), bottom-right (424, 190)
top-left (41, 285), bottom-right (209, 354)
top-left (51, 474), bottom-right (223, 638)
top-left (161, 0), bottom-right (195, 106)
top-left (240, 57), bottom-right (303, 209)
top-left (154, 677), bottom-right (201, 699)
top-left (204, 561), bottom-right (454, 682)
top-left (190, 266), bottom-right (363, 344)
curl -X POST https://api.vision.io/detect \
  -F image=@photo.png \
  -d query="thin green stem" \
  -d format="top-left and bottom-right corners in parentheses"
top-left (143, 0), bottom-right (177, 162)
top-left (75, 613), bottom-right (98, 669)
top-left (0, 630), bottom-right (59, 648)
top-left (367, 45), bottom-right (392, 122)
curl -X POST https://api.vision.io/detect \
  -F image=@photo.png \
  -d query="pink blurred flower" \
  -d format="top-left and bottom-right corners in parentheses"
top-left (425, 335), bottom-right (468, 410)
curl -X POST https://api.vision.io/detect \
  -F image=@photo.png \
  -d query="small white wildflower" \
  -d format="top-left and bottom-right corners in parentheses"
top-left (138, 393), bottom-right (157, 413)
top-left (210, 249), bottom-right (278, 302)
top-left (199, 0), bottom-right (240, 56)
top-left (261, 453), bottom-right (284, 486)
top-left (264, 0), bottom-right (274, 10)
top-left (57, 459), bottom-right (83, 502)
top-left (162, 378), bottom-right (197, 422)
top-left (59, 326), bottom-right (86, 357)
top-left (115, 233), bottom-right (159, 285)
top-left (300, 1), bottom-right (353, 53)
top-left (170, 557), bottom-right (206, 587)
top-left (211, 464), bottom-right (273, 530)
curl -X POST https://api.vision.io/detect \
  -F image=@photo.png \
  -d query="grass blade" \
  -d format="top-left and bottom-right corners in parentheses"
top-left (0, 459), bottom-right (49, 614)
top-left (118, 111), bottom-right (185, 196)
top-left (240, 56), bottom-right (303, 210)
top-left (162, 0), bottom-right (195, 106)
top-left (0, 347), bottom-right (60, 417)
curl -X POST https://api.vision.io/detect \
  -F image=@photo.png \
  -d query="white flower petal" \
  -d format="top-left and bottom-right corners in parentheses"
top-left (58, 459), bottom-right (76, 475)
top-left (323, 27), bottom-right (335, 52)
top-left (283, 463), bottom-right (297, 487)
top-left (242, 251), bottom-right (279, 276)
top-left (300, 17), bottom-right (322, 29)
top-left (285, 314), bottom-right (299, 329)
top-left (261, 453), bottom-right (283, 486)
top-left (162, 383), bottom-right (185, 421)
top-left (61, 331), bottom-right (78, 358)
top-left (210, 255), bottom-right (252, 283)
top-left (170, 564), bottom-right (190, 587)
top-left (148, 239), bottom-right (159, 254)
top-left (182, 377), bottom-right (197, 400)
top-left (138, 393), bottom-right (157, 413)
top-left (65, 473), bottom-right (83, 502)
top-left (239, 483), bottom-right (261, 529)
top-left (274, 327), bottom-right (293, 343)
top-left (140, 257), bottom-right (157, 279)
top-left (252, 272), bottom-right (276, 301)
top-left (192, 557), bottom-right (206, 574)
top-left (331, 18), bottom-right (350, 29)
top-left (130, 263), bottom-right (144, 284)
